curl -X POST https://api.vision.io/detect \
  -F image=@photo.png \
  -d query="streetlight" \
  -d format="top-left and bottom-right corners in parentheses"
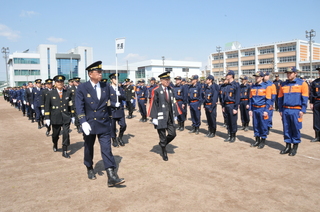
top-left (216, 46), bottom-right (222, 77)
top-left (306, 29), bottom-right (316, 78)
top-left (1, 47), bottom-right (9, 85)
top-left (162, 56), bottom-right (165, 72)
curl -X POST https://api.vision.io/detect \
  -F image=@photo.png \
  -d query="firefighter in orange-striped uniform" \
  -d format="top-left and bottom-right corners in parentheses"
top-left (278, 67), bottom-right (309, 156)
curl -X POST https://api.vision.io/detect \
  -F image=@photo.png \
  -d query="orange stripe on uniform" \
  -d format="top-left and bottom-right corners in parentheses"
top-left (302, 81), bottom-right (309, 97)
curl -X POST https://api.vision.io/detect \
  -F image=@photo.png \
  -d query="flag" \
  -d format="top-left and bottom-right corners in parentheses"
top-left (115, 38), bottom-right (125, 54)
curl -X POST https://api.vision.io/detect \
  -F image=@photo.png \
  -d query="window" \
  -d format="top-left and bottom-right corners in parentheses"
top-left (14, 70), bottom-right (40, 75)
top-left (226, 53), bottom-right (238, 58)
top-left (243, 51), bottom-right (255, 57)
top-left (57, 58), bottom-right (79, 80)
top-left (213, 63), bottom-right (223, 68)
top-left (301, 65), bottom-right (320, 72)
top-left (279, 45), bottom-right (296, 52)
top-left (14, 58), bottom-right (40, 64)
top-left (242, 60), bottom-right (255, 66)
top-left (279, 56), bottom-right (296, 63)
top-left (242, 69), bottom-right (255, 75)
top-left (136, 67), bottom-right (145, 78)
top-left (259, 58), bottom-right (273, 64)
top-left (259, 68), bottom-right (273, 73)
top-left (226, 62), bottom-right (238, 67)
top-left (279, 67), bottom-right (289, 72)
top-left (260, 48), bottom-right (274, 54)
top-left (213, 55), bottom-right (223, 60)
top-left (182, 68), bottom-right (189, 72)
top-left (165, 68), bottom-right (172, 72)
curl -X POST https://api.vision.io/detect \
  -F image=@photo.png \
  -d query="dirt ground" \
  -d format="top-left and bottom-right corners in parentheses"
top-left (0, 98), bottom-right (319, 212)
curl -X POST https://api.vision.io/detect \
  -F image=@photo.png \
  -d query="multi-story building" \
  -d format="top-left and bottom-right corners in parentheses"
top-left (209, 40), bottom-right (320, 80)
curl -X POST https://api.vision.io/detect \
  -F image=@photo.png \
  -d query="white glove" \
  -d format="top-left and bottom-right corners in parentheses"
top-left (130, 99), bottom-right (134, 103)
top-left (152, 119), bottom-right (158, 125)
top-left (82, 122), bottom-right (92, 136)
top-left (31, 104), bottom-right (34, 109)
top-left (115, 102), bottom-right (120, 107)
top-left (71, 117), bottom-right (75, 124)
top-left (41, 109), bottom-right (44, 116)
top-left (46, 119), bottom-right (50, 126)
top-left (174, 116), bottom-right (178, 121)
top-left (116, 90), bottom-right (121, 96)
top-left (23, 100), bottom-right (26, 105)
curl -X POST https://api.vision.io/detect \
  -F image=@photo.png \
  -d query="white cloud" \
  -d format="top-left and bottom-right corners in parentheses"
top-left (123, 53), bottom-right (147, 62)
top-left (0, 24), bottom-right (20, 41)
top-left (47, 36), bottom-right (66, 43)
top-left (20, 10), bottom-right (38, 17)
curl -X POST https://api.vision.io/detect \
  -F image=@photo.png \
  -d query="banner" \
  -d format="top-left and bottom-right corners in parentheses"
top-left (115, 38), bottom-right (125, 54)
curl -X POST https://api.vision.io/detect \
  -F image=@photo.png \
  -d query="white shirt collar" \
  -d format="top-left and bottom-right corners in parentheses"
top-left (90, 80), bottom-right (100, 88)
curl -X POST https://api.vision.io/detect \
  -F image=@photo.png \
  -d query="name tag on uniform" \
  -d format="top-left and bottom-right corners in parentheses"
top-left (87, 94), bottom-right (91, 97)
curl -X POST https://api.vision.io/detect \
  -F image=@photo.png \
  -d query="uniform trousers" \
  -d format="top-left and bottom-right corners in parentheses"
top-left (313, 101), bottom-right (320, 131)
top-left (252, 107), bottom-right (268, 139)
top-left (225, 104), bottom-right (238, 134)
top-left (157, 115), bottom-right (176, 147)
top-left (52, 123), bottom-right (70, 146)
top-left (176, 101), bottom-right (186, 122)
top-left (111, 116), bottom-right (127, 138)
top-left (34, 105), bottom-right (41, 122)
top-left (205, 107), bottom-right (217, 130)
top-left (138, 100), bottom-right (147, 116)
top-left (125, 100), bottom-right (134, 116)
top-left (239, 100), bottom-right (250, 124)
top-left (83, 133), bottom-right (116, 169)
top-left (282, 108), bottom-right (302, 144)
top-left (267, 107), bottom-right (274, 128)
top-left (189, 102), bottom-right (201, 127)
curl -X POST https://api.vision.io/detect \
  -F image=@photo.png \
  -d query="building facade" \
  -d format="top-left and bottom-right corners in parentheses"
top-left (209, 40), bottom-right (320, 80)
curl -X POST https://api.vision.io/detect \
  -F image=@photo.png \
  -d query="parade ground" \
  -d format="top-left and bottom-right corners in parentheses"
top-left (0, 98), bottom-right (319, 212)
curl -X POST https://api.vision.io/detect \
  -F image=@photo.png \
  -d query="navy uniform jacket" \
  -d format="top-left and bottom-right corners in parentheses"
top-left (203, 83), bottom-right (219, 111)
top-left (147, 84), bottom-right (157, 99)
top-left (136, 85), bottom-right (148, 102)
top-left (41, 88), bottom-right (52, 109)
top-left (188, 83), bottom-right (203, 106)
top-left (75, 81), bottom-right (112, 135)
top-left (124, 84), bottom-right (135, 101)
top-left (19, 89), bottom-right (26, 102)
top-left (32, 87), bottom-right (43, 108)
top-left (25, 88), bottom-right (34, 105)
top-left (44, 89), bottom-right (74, 125)
top-left (148, 86), bottom-right (178, 129)
top-left (310, 78), bottom-right (320, 104)
top-left (240, 83), bottom-right (251, 100)
top-left (109, 85), bottom-right (126, 118)
top-left (173, 84), bottom-right (188, 105)
top-left (221, 81), bottom-right (240, 110)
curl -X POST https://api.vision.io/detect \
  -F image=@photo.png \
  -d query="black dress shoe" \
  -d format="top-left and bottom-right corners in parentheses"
top-left (118, 137), bottom-right (125, 146)
top-left (280, 143), bottom-right (291, 154)
top-left (258, 138), bottom-right (266, 149)
top-left (112, 137), bottom-right (119, 147)
top-left (251, 137), bottom-right (260, 147)
top-left (46, 131), bottom-right (50, 137)
top-left (87, 169), bottom-right (96, 180)
top-left (106, 168), bottom-right (125, 186)
top-left (53, 145), bottom-right (57, 152)
top-left (62, 151), bottom-right (71, 158)
top-left (161, 146), bottom-right (168, 161)
top-left (288, 144), bottom-right (299, 156)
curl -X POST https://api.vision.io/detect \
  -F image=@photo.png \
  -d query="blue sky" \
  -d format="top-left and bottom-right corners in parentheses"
top-left (0, 0), bottom-right (319, 81)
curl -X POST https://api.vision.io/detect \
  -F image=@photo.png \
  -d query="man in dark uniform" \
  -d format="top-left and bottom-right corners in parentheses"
top-left (109, 73), bottom-right (126, 147)
top-left (101, 78), bottom-right (108, 84)
top-left (221, 70), bottom-right (240, 143)
top-left (273, 74), bottom-right (282, 111)
top-left (187, 75), bottom-right (203, 134)
top-left (67, 78), bottom-right (74, 89)
top-left (69, 77), bottom-right (82, 133)
top-left (75, 61), bottom-right (125, 186)
top-left (19, 84), bottom-right (27, 116)
top-left (148, 71), bottom-right (177, 161)
top-left (41, 79), bottom-right (53, 136)
top-left (219, 77), bottom-right (228, 128)
top-left (44, 75), bottom-right (74, 158)
top-left (310, 67), bottom-right (320, 142)
top-left (239, 75), bottom-right (251, 131)
top-left (136, 79), bottom-right (148, 122)
top-left (123, 78), bottom-right (135, 119)
top-left (25, 81), bottom-right (35, 122)
top-left (32, 79), bottom-right (44, 129)
top-left (172, 76), bottom-right (188, 131)
top-left (202, 75), bottom-right (219, 137)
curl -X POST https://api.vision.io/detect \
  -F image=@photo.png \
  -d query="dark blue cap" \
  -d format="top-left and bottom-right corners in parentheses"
top-left (174, 76), bottom-right (182, 80)
top-left (53, 75), bottom-right (66, 82)
top-left (22, 83), bottom-right (26, 86)
top-left (86, 61), bottom-right (103, 71)
top-left (150, 77), bottom-right (156, 81)
top-left (253, 71), bottom-right (265, 77)
top-left (240, 75), bottom-right (248, 80)
top-left (35, 79), bottom-right (42, 83)
top-left (140, 79), bottom-right (145, 83)
top-left (264, 72), bottom-right (270, 76)
top-left (206, 75), bottom-right (214, 80)
top-left (285, 67), bottom-right (298, 73)
top-left (158, 71), bottom-right (171, 79)
top-left (182, 78), bottom-right (186, 82)
top-left (226, 70), bottom-right (235, 76)
top-left (109, 73), bottom-right (119, 79)
top-left (190, 75), bottom-right (199, 80)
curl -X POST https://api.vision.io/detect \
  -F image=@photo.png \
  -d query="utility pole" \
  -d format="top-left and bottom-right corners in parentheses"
top-left (162, 56), bottom-right (165, 72)
top-left (306, 29), bottom-right (316, 78)
top-left (216, 46), bottom-right (222, 78)
top-left (1, 47), bottom-right (10, 85)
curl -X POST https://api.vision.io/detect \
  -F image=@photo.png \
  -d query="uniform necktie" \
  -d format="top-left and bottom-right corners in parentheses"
top-left (59, 90), bottom-right (62, 99)
top-left (164, 87), bottom-right (169, 102)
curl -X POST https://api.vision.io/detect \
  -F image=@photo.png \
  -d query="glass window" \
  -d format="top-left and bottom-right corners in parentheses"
top-left (213, 63), bottom-right (223, 68)
top-left (260, 48), bottom-right (274, 54)
top-left (279, 45), bottom-right (296, 52)
top-left (57, 58), bottom-right (79, 80)
top-left (14, 58), bottom-right (40, 64)
top-left (242, 69), bottom-right (255, 75)
top-left (136, 67), bottom-right (145, 78)
top-left (226, 53), bottom-right (238, 58)
top-left (243, 51), bottom-right (255, 57)
top-left (259, 58), bottom-right (273, 64)
top-left (213, 55), bottom-right (223, 60)
top-left (14, 69), bottom-right (40, 75)
top-left (165, 68), bottom-right (172, 72)
top-left (279, 67), bottom-right (289, 72)
top-left (226, 62), bottom-right (238, 67)
top-left (242, 60), bottom-right (255, 66)
top-left (279, 56), bottom-right (296, 63)
top-left (259, 68), bottom-right (273, 72)
top-left (182, 68), bottom-right (189, 72)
